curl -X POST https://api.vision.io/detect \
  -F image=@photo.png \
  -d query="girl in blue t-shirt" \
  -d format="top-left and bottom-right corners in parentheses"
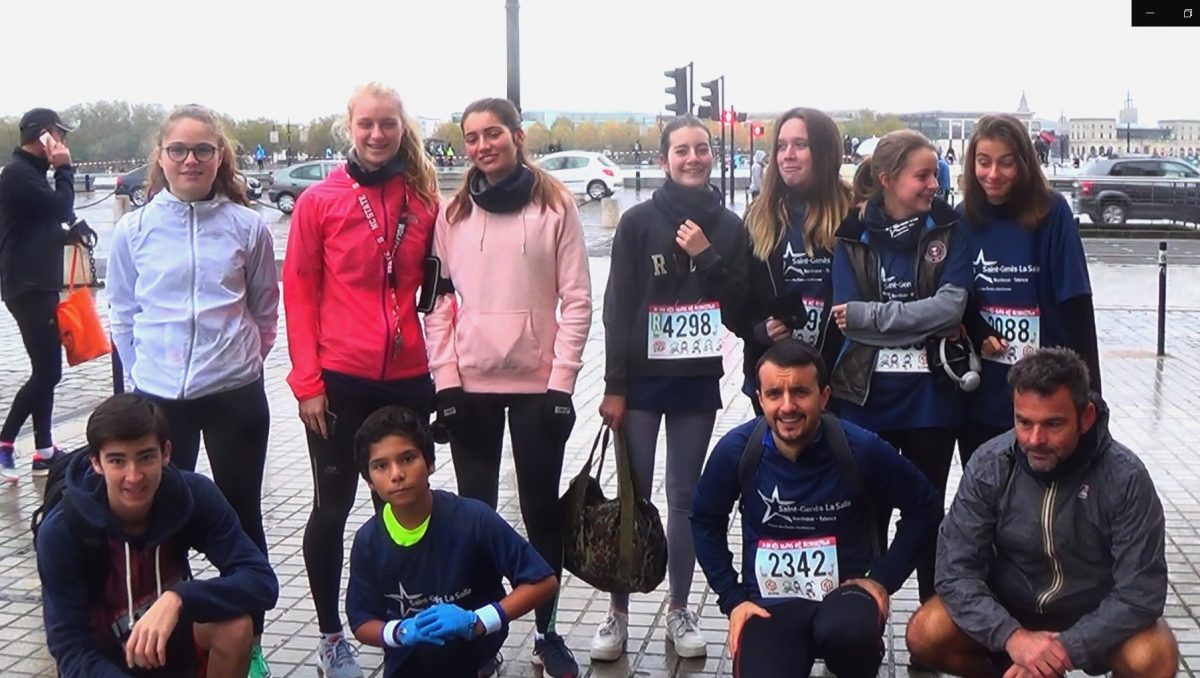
top-left (828, 129), bottom-right (973, 602)
top-left (737, 108), bottom-right (854, 415)
top-left (957, 114), bottom-right (1099, 465)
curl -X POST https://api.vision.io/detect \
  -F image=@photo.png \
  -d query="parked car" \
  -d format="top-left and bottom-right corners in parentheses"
top-left (267, 160), bottom-right (341, 214)
top-left (115, 164), bottom-right (263, 207)
top-left (536, 151), bottom-right (621, 200)
top-left (1073, 155), bottom-right (1200, 225)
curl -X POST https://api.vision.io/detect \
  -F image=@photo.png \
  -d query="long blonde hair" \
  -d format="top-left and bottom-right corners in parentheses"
top-left (445, 97), bottom-right (572, 224)
top-left (338, 82), bottom-right (439, 208)
top-left (146, 104), bottom-right (248, 206)
top-left (852, 129), bottom-right (935, 218)
top-left (745, 107), bottom-right (852, 259)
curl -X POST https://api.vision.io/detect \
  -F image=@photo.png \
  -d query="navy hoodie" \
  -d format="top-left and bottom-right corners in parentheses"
top-left (37, 451), bottom-right (279, 677)
top-left (691, 417), bottom-right (939, 616)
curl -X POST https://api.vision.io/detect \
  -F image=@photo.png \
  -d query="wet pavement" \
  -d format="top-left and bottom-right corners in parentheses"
top-left (4, 235), bottom-right (1200, 674)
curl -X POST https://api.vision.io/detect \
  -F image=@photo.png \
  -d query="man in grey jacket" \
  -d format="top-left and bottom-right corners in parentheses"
top-left (905, 348), bottom-right (1178, 678)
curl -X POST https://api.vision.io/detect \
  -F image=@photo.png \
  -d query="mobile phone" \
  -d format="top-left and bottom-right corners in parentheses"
top-left (325, 409), bottom-right (339, 437)
top-left (416, 255), bottom-right (442, 314)
top-left (38, 132), bottom-right (52, 148)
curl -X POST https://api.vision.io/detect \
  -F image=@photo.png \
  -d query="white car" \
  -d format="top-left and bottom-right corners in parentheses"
top-left (537, 151), bottom-right (622, 200)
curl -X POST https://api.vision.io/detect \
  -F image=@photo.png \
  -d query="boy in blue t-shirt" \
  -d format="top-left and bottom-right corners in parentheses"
top-left (345, 406), bottom-right (558, 678)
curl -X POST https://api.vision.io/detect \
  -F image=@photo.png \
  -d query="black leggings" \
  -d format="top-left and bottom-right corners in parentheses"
top-left (735, 586), bottom-right (884, 678)
top-left (1, 291), bottom-right (62, 448)
top-left (142, 378), bottom-right (271, 631)
top-left (304, 373), bottom-right (433, 634)
top-left (878, 427), bottom-right (956, 603)
top-left (957, 423), bottom-right (1009, 468)
top-left (448, 392), bottom-right (572, 634)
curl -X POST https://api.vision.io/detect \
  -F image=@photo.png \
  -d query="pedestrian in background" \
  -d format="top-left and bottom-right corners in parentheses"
top-left (106, 103), bottom-right (279, 677)
top-left (282, 82), bottom-right (439, 678)
top-left (0, 108), bottom-right (77, 480)
top-left (748, 149), bottom-right (766, 200)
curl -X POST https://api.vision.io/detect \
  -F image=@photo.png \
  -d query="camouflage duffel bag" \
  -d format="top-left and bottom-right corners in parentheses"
top-left (560, 426), bottom-right (667, 594)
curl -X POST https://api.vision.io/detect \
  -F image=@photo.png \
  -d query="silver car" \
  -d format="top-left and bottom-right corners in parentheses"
top-left (268, 160), bottom-right (340, 214)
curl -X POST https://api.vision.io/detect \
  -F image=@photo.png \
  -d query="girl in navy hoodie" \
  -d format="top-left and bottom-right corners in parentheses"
top-left (594, 116), bottom-right (749, 662)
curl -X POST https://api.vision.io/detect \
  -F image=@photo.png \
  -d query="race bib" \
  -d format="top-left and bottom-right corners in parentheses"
top-left (754, 537), bottom-right (839, 601)
top-left (647, 302), bottom-right (722, 360)
top-left (789, 296), bottom-right (825, 347)
top-left (875, 344), bottom-right (928, 373)
top-left (981, 306), bottom-right (1041, 365)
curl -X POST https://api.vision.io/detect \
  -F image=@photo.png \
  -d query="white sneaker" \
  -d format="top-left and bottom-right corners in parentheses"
top-left (589, 610), bottom-right (629, 662)
top-left (665, 608), bottom-right (707, 658)
top-left (314, 634), bottom-right (364, 678)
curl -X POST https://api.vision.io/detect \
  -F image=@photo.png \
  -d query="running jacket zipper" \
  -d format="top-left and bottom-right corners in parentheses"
top-left (1035, 482), bottom-right (1064, 613)
top-left (378, 182), bottom-right (391, 380)
top-left (181, 204), bottom-right (199, 398)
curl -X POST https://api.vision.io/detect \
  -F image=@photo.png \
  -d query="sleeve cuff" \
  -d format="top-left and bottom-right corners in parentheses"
top-left (717, 587), bottom-right (750, 617)
top-left (844, 301), bottom-right (871, 331)
top-left (547, 368), bottom-right (579, 395)
top-left (604, 378), bottom-right (628, 396)
top-left (431, 364), bottom-right (463, 391)
top-left (692, 247), bottom-right (721, 271)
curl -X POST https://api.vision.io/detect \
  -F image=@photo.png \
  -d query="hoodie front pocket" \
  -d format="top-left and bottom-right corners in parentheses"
top-left (457, 310), bottom-right (544, 372)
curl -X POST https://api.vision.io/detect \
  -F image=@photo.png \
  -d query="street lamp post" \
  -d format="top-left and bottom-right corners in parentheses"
top-left (506, 0), bottom-right (521, 111)
top-left (1056, 114), bottom-right (1069, 165)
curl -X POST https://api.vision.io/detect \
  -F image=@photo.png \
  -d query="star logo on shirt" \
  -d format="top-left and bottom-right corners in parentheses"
top-left (757, 485), bottom-right (796, 524)
top-left (782, 242), bottom-right (806, 278)
top-left (974, 250), bottom-right (997, 284)
top-left (385, 581), bottom-right (424, 619)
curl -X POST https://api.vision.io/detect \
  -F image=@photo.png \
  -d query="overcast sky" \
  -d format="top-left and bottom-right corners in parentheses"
top-left (3, 0), bottom-right (1197, 125)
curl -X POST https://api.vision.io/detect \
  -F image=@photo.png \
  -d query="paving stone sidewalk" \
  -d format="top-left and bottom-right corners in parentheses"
top-left (2, 260), bottom-right (1200, 676)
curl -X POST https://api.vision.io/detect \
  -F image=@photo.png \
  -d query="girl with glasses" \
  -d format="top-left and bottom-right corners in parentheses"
top-left (106, 103), bottom-right (279, 676)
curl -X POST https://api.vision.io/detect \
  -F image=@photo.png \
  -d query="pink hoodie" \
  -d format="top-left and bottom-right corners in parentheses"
top-left (425, 195), bottom-right (592, 394)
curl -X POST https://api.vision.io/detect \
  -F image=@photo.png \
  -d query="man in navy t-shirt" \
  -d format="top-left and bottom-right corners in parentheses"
top-left (691, 339), bottom-right (939, 678)
top-left (345, 407), bottom-right (558, 678)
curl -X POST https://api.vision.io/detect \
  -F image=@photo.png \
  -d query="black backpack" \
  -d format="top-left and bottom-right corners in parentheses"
top-left (30, 444), bottom-right (91, 547)
top-left (30, 445), bottom-right (109, 594)
top-left (736, 413), bottom-right (883, 559)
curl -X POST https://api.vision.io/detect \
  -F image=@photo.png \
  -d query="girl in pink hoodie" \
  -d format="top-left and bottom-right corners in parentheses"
top-left (423, 97), bottom-right (591, 677)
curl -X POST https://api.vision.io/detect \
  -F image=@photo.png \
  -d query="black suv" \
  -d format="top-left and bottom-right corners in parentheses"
top-left (1073, 156), bottom-right (1200, 225)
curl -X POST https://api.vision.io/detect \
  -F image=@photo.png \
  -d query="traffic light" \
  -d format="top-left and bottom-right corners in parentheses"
top-left (698, 78), bottom-right (721, 121)
top-left (722, 109), bottom-right (733, 125)
top-left (664, 67), bottom-right (688, 116)
top-left (752, 124), bottom-right (765, 138)
top-left (737, 111), bottom-right (748, 123)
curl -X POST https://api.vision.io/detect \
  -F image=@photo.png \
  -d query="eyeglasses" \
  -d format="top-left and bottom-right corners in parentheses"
top-left (163, 143), bottom-right (219, 163)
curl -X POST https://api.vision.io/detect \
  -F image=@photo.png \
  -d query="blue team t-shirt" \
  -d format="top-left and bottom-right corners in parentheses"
top-left (779, 217), bottom-right (835, 350)
top-left (346, 490), bottom-right (553, 677)
top-left (832, 219), bottom-right (974, 432)
top-left (963, 193), bottom-right (1092, 428)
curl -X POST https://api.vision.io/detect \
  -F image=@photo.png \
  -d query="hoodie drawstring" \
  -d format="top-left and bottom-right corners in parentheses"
top-left (123, 542), bottom-right (165, 631)
top-left (478, 210), bottom-right (528, 255)
top-left (124, 542), bottom-right (134, 632)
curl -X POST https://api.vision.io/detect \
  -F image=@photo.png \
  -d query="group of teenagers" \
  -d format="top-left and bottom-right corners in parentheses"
top-left (15, 81), bottom-right (1180, 678)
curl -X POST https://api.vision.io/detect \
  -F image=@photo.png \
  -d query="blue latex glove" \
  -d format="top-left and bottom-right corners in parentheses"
top-left (413, 603), bottom-right (478, 641)
top-left (391, 617), bottom-right (444, 647)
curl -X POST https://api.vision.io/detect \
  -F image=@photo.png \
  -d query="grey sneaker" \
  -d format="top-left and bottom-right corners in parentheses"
top-left (314, 634), bottom-right (364, 678)
top-left (589, 610), bottom-right (629, 662)
top-left (665, 608), bottom-right (707, 658)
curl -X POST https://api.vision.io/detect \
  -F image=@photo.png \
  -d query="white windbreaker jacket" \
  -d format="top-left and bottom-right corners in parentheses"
top-left (107, 189), bottom-right (279, 400)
